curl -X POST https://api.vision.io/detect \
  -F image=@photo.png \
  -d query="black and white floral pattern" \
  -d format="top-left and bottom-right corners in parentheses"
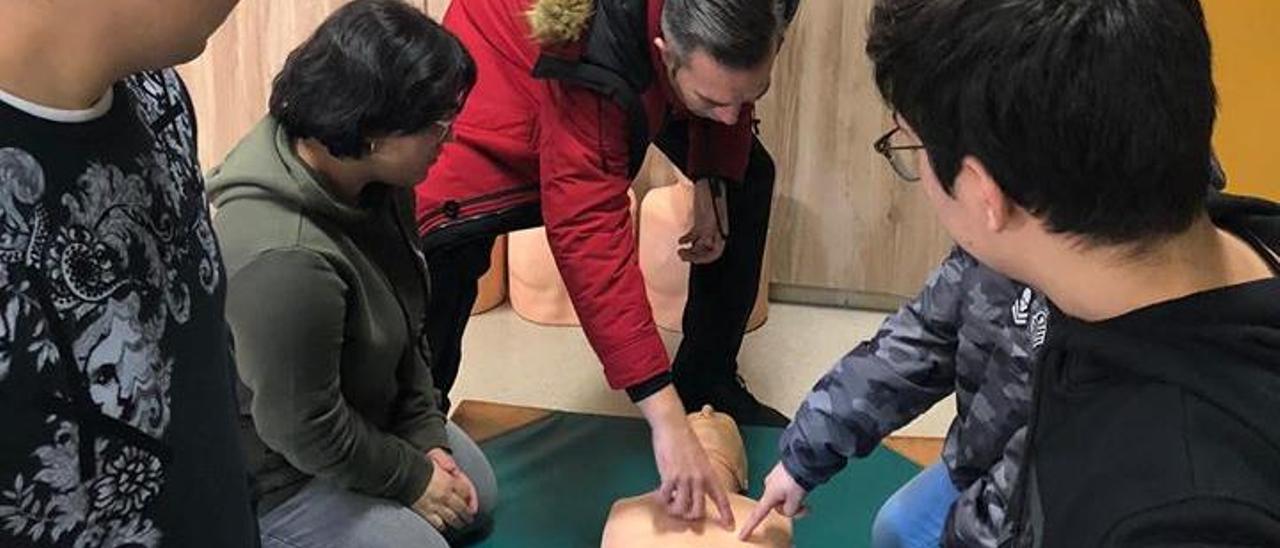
top-left (0, 70), bottom-right (218, 547)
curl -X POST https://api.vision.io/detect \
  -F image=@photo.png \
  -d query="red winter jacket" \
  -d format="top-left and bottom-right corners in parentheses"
top-left (416, 0), bottom-right (755, 391)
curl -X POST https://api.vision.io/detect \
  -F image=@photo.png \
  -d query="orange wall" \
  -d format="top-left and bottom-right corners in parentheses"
top-left (1205, 0), bottom-right (1280, 199)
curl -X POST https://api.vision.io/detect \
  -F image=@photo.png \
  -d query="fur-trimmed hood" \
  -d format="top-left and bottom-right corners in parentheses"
top-left (526, 0), bottom-right (595, 45)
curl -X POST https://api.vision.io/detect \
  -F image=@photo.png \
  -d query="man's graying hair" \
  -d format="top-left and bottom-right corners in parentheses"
top-left (661, 0), bottom-right (790, 69)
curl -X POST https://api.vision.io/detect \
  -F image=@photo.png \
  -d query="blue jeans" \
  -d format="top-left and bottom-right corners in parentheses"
top-left (260, 422), bottom-right (497, 548)
top-left (872, 462), bottom-right (961, 548)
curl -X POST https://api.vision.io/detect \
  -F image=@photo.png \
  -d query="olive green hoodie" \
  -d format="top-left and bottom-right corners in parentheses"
top-left (208, 117), bottom-right (445, 514)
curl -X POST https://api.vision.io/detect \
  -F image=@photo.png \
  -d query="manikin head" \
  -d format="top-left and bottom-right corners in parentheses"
top-left (687, 405), bottom-right (748, 494)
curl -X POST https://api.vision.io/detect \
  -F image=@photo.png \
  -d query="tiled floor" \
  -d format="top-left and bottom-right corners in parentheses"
top-left (450, 302), bottom-right (956, 438)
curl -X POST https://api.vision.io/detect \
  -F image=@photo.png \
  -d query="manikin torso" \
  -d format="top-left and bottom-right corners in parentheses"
top-left (637, 176), bottom-right (770, 333)
top-left (600, 406), bottom-right (793, 547)
top-left (638, 181), bottom-right (695, 331)
top-left (472, 235), bottom-right (508, 314)
top-left (508, 190), bottom-right (637, 325)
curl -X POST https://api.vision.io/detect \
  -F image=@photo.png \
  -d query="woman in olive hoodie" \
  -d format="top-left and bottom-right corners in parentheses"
top-left (208, 2), bottom-right (490, 547)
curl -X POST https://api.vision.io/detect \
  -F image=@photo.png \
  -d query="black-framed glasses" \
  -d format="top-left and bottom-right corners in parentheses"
top-left (874, 125), bottom-right (925, 182)
top-left (428, 118), bottom-right (455, 141)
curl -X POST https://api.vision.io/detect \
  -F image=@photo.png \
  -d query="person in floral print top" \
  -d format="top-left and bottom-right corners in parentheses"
top-left (0, 0), bottom-right (257, 546)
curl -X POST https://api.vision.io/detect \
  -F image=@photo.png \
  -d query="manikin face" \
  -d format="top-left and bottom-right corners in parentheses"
top-left (656, 39), bottom-right (776, 126)
top-left (687, 405), bottom-right (747, 493)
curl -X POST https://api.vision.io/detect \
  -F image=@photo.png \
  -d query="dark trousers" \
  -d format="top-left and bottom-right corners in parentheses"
top-left (422, 125), bottom-right (775, 410)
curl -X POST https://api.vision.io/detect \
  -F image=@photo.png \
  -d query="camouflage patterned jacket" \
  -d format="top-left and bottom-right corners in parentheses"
top-left (779, 247), bottom-right (1051, 547)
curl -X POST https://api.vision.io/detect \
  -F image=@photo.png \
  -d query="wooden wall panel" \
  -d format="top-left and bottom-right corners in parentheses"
top-left (178, 0), bottom-right (436, 170)
top-left (756, 0), bottom-right (952, 301)
top-left (1204, 0), bottom-right (1280, 200)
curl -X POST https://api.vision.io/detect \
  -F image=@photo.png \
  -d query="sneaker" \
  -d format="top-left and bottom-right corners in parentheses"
top-left (677, 375), bottom-right (790, 427)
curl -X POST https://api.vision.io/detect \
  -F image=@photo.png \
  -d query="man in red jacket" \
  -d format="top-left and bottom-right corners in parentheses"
top-left (417, 0), bottom-right (796, 524)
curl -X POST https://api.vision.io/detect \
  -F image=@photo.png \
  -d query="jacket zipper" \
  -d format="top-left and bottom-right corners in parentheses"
top-left (1004, 336), bottom-right (1056, 547)
top-left (391, 197), bottom-right (435, 367)
top-left (362, 195), bottom-right (435, 371)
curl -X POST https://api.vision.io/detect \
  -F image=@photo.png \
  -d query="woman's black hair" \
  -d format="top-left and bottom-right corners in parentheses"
top-left (270, 0), bottom-right (476, 158)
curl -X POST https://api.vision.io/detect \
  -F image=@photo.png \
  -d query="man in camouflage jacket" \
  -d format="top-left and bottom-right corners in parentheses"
top-left (744, 246), bottom-right (1050, 547)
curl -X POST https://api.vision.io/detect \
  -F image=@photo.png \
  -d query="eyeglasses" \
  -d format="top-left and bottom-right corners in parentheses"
top-left (874, 125), bottom-right (925, 182)
top-left (428, 118), bottom-right (455, 141)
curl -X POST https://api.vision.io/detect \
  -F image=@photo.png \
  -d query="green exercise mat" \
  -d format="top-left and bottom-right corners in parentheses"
top-left (467, 410), bottom-right (921, 547)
